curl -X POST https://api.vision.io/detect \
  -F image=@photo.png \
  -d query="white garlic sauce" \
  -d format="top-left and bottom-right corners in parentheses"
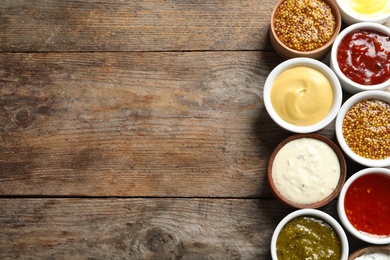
top-left (355, 252), bottom-right (390, 260)
top-left (272, 138), bottom-right (340, 204)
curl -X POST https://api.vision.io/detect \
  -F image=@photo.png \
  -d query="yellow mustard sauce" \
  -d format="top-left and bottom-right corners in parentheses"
top-left (341, 0), bottom-right (390, 16)
top-left (270, 66), bottom-right (334, 126)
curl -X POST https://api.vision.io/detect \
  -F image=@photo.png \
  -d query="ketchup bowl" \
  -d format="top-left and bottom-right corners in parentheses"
top-left (335, 91), bottom-right (390, 167)
top-left (338, 168), bottom-right (390, 245)
top-left (267, 134), bottom-right (347, 209)
top-left (264, 58), bottom-right (342, 133)
top-left (330, 22), bottom-right (390, 94)
top-left (271, 209), bottom-right (349, 260)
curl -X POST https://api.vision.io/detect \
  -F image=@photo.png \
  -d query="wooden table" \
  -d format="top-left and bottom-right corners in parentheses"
top-left (1, 1), bottom-right (389, 259)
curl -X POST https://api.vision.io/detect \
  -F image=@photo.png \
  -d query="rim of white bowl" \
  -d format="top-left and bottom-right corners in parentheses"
top-left (270, 208), bottom-right (349, 260)
top-left (336, 0), bottom-right (390, 24)
top-left (335, 90), bottom-right (390, 167)
top-left (337, 168), bottom-right (390, 245)
top-left (330, 22), bottom-right (390, 92)
top-left (264, 57), bottom-right (342, 133)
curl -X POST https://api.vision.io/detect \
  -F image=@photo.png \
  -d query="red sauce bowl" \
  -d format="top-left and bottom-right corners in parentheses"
top-left (338, 168), bottom-right (390, 244)
top-left (330, 22), bottom-right (390, 94)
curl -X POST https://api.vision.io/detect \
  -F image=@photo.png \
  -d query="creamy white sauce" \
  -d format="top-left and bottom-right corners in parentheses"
top-left (272, 138), bottom-right (340, 204)
top-left (355, 252), bottom-right (390, 260)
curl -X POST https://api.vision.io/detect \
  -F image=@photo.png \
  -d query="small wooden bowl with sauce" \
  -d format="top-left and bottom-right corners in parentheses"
top-left (270, 0), bottom-right (342, 59)
top-left (349, 246), bottom-right (390, 260)
top-left (267, 134), bottom-right (347, 209)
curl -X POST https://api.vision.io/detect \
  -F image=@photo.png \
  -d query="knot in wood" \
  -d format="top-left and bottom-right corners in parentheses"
top-left (144, 227), bottom-right (185, 259)
top-left (147, 232), bottom-right (174, 252)
top-left (11, 108), bottom-right (35, 127)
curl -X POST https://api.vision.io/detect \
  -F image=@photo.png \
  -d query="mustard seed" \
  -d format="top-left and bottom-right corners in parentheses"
top-left (274, 0), bottom-right (336, 52)
top-left (342, 99), bottom-right (390, 160)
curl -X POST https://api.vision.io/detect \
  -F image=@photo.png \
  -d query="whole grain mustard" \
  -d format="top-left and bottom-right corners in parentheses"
top-left (342, 99), bottom-right (390, 160)
top-left (274, 0), bottom-right (336, 51)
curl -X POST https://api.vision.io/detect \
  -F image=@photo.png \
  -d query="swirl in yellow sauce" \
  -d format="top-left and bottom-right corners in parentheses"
top-left (271, 66), bottom-right (333, 126)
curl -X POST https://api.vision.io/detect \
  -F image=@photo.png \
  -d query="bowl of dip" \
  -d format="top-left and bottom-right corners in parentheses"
top-left (267, 134), bottom-right (347, 209)
top-left (335, 90), bottom-right (390, 167)
top-left (263, 57), bottom-right (343, 133)
top-left (338, 168), bottom-right (390, 245)
top-left (335, 0), bottom-right (390, 24)
top-left (330, 22), bottom-right (390, 94)
top-left (271, 209), bottom-right (349, 260)
top-left (270, 0), bottom-right (341, 59)
top-left (349, 246), bottom-right (390, 260)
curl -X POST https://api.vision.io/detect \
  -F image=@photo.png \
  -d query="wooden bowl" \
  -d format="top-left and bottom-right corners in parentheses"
top-left (270, 0), bottom-right (342, 59)
top-left (267, 134), bottom-right (347, 209)
top-left (349, 246), bottom-right (390, 259)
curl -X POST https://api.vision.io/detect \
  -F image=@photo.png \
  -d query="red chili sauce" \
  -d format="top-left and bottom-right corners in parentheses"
top-left (344, 173), bottom-right (390, 237)
top-left (337, 29), bottom-right (390, 85)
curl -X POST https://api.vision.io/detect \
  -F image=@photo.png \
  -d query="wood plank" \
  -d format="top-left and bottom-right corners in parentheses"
top-left (0, 198), bottom-right (367, 259)
top-left (0, 51), bottom-right (278, 197)
top-left (2, 0), bottom-right (390, 52)
top-left (1, 0), bottom-right (275, 52)
top-left (0, 51), bottom-right (350, 197)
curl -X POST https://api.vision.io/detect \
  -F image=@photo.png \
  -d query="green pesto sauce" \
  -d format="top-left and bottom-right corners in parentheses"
top-left (276, 216), bottom-right (341, 260)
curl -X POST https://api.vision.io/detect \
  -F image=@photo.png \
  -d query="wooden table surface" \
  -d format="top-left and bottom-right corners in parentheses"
top-left (1, 0), bottom-right (390, 259)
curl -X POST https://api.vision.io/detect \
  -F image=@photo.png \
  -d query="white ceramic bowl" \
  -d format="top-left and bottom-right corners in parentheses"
top-left (264, 57), bottom-right (342, 133)
top-left (330, 22), bottom-right (390, 94)
top-left (271, 209), bottom-right (349, 260)
top-left (335, 0), bottom-right (390, 24)
top-left (338, 168), bottom-right (390, 245)
top-left (335, 90), bottom-right (390, 167)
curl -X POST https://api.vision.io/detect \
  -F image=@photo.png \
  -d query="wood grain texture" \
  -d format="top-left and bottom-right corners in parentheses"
top-left (0, 51), bottom-right (349, 197)
top-left (0, 198), bottom-right (366, 259)
top-left (1, 0), bottom-right (390, 52)
top-left (1, 0), bottom-right (274, 52)
top-left (1, 0), bottom-right (390, 258)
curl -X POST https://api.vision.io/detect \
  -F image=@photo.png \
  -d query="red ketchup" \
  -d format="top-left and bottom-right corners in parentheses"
top-left (337, 29), bottom-right (390, 85)
top-left (344, 173), bottom-right (390, 237)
